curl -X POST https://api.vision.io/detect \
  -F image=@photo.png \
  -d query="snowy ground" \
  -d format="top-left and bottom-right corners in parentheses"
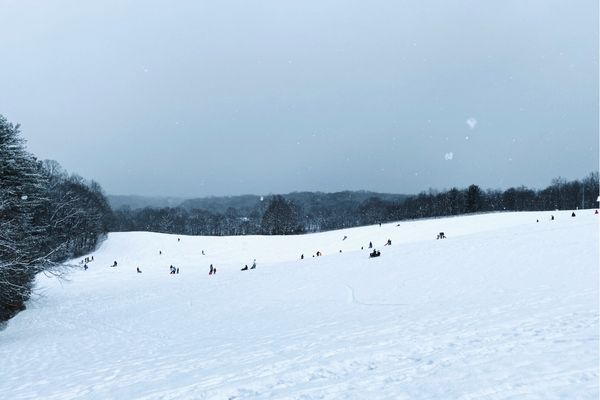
top-left (1, 210), bottom-right (598, 399)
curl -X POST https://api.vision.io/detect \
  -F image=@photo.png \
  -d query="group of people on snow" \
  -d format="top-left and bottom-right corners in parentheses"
top-left (81, 256), bottom-right (94, 271)
top-left (241, 260), bottom-right (257, 271)
top-left (96, 209), bottom-right (598, 277)
top-left (370, 249), bottom-right (381, 258)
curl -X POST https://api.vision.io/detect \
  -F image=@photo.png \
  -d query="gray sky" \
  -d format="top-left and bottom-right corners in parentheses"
top-left (0, 0), bottom-right (598, 197)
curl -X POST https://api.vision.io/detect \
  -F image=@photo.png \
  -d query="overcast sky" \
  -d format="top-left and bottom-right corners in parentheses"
top-left (0, 0), bottom-right (597, 197)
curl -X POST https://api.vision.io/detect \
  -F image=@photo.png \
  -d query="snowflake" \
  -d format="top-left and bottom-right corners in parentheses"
top-left (466, 118), bottom-right (477, 129)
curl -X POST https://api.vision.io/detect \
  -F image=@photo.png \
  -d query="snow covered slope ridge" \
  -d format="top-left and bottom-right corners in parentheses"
top-left (0, 210), bottom-right (598, 399)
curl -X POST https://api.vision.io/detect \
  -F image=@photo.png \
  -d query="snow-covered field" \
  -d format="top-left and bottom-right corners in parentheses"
top-left (1, 210), bottom-right (598, 399)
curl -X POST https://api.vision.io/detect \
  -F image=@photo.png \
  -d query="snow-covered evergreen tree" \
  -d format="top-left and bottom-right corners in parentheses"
top-left (0, 115), bottom-right (112, 324)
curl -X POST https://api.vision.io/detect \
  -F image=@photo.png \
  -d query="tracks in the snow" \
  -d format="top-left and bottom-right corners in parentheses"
top-left (344, 284), bottom-right (408, 307)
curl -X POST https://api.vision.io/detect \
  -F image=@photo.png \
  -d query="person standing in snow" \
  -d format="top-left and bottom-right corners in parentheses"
top-left (250, 259), bottom-right (257, 269)
top-left (209, 264), bottom-right (214, 275)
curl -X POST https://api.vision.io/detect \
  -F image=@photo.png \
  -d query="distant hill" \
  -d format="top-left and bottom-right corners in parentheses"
top-left (108, 195), bottom-right (187, 210)
top-left (109, 191), bottom-right (411, 235)
top-left (109, 191), bottom-right (410, 212)
top-left (179, 191), bottom-right (410, 214)
top-left (179, 194), bottom-right (264, 214)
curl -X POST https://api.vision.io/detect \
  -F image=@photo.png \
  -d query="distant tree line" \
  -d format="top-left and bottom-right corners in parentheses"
top-left (357, 176), bottom-right (599, 223)
top-left (0, 115), bottom-right (112, 324)
top-left (111, 173), bottom-right (599, 237)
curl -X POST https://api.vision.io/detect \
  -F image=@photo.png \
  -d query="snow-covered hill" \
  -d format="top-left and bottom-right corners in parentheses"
top-left (1, 210), bottom-right (598, 399)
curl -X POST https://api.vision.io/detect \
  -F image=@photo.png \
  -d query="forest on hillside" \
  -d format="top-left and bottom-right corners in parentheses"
top-left (111, 173), bottom-right (599, 236)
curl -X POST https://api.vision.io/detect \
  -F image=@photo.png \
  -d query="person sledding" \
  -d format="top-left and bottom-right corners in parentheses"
top-left (369, 249), bottom-right (381, 258)
top-left (241, 265), bottom-right (249, 271)
top-left (137, 267), bottom-right (142, 273)
top-left (384, 239), bottom-right (392, 246)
